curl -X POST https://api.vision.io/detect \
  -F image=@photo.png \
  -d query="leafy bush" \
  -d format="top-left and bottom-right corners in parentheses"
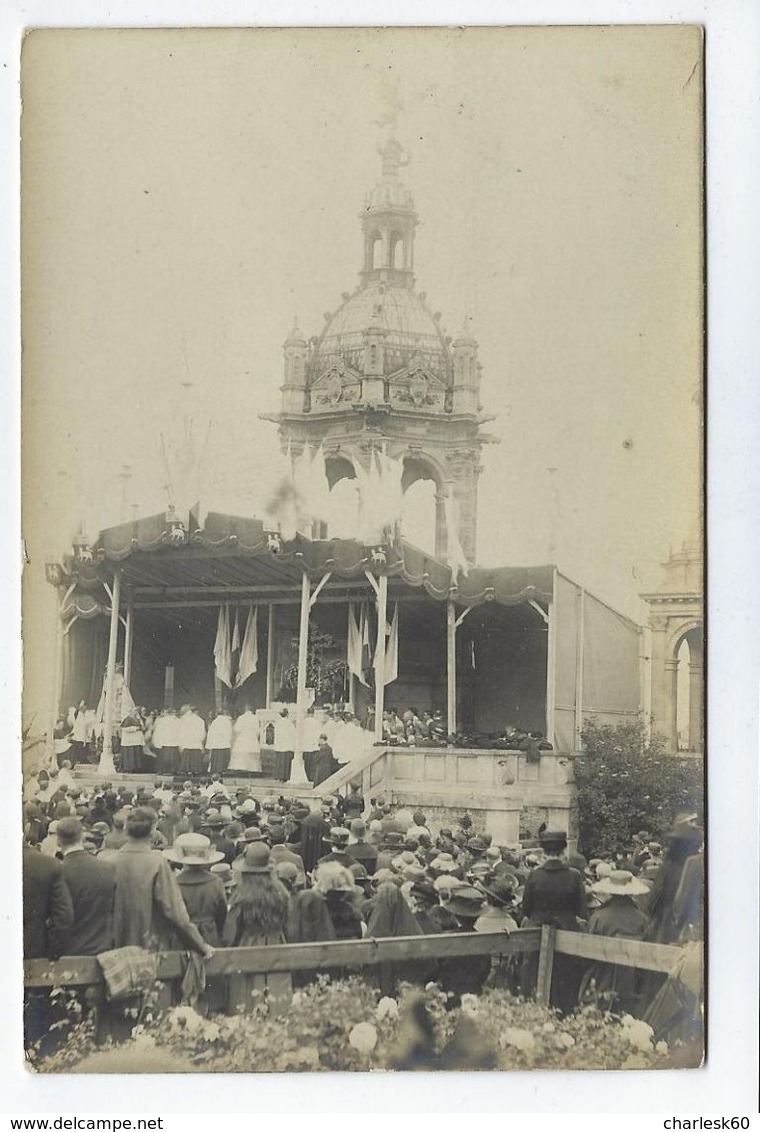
top-left (574, 720), bottom-right (703, 857)
top-left (31, 978), bottom-right (675, 1074)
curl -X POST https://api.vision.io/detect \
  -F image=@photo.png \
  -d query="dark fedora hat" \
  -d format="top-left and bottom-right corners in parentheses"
top-left (446, 885), bottom-right (486, 919)
top-left (539, 828), bottom-right (568, 849)
top-left (479, 875), bottom-right (517, 907)
top-left (323, 826), bottom-right (350, 847)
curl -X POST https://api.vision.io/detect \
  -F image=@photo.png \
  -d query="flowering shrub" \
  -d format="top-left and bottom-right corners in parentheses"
top-left (575, 720), bottom-right (703, 856)
top-left (31, 978), bottom-right (674, 1074)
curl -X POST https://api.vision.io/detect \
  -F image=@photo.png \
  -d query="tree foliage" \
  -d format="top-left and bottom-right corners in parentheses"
top-left (574, 720), bottom-right (703, 858)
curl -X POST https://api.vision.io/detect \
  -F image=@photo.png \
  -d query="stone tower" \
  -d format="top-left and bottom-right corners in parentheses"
top-left (266, 135), bottom-right (495, 564)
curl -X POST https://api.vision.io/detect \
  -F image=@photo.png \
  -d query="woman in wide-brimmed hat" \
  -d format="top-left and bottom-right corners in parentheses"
top-left (224, 843), bottom-right (291, 1015)
top-left (428, 851), bottom-right (463, 880)
top-left (577, 870), bottom-right (651, 1015)
top-left (163, 833), bottom-right (228, 1012)
top-left (313, 862), bottom-right (364, 941)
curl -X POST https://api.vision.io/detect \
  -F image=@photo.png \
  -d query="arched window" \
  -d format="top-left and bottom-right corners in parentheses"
top-left (400, 478), bottom-right (436, 555)
top-left (326, 477), bottom-right (361, 539)
top-left (370, 233), bottom-right (383, 270)
top-left (674, 626), bottom-right (704, 752)
top-left (390, 232), bottom-right (405, 270)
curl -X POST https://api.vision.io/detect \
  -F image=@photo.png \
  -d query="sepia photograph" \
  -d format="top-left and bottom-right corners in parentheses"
top-left (20, 24), bottom-right (707, 1078)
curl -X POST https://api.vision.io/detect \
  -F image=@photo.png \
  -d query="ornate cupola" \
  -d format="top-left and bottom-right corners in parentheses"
top-left (263, 132), bottom-right (498, 565)
top-left (360, 136), bottom-right (418, 289)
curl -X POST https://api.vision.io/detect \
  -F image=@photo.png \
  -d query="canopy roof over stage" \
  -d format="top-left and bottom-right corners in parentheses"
top-left (51, 509), bottom-right (556, 619)
top-left (50, 510), bottom-right (641, 752)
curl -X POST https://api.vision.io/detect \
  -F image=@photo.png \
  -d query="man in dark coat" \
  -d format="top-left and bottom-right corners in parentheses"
top-left (23, 845), bottom-right (74, 959)
top-left (22, 844), bottom-right (75, 1051)
top-left (520, 829), bottom-right (588, 1013)
top-left (57, 817), bottom-right (116, 955)
top-left (111, 807), bottom-right (213, 957)
top-left (346, 819), bottom-right (379, 875)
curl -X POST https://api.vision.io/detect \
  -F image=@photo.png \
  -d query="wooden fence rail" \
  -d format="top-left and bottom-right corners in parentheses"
top-left (24, 928), bottom-right (684, 1007)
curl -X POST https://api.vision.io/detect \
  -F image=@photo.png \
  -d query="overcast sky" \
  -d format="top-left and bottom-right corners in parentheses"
top-left (21, 25), bottom-right (703, 719)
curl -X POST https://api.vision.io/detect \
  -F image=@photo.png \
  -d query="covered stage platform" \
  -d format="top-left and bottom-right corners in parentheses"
top-left (48, 509), bottom-right (642, 835)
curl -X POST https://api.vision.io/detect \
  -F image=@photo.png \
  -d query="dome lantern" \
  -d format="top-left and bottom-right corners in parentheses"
top-left (360, 136), bottom-right (418, 290)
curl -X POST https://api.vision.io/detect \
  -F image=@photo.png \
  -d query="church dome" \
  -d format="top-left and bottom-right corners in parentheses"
top-left (309, 280), bottom-right (452, 386)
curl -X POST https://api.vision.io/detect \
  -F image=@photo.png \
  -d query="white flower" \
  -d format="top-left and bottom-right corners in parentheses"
top-left (349, 1022), bottom-right (378, 1055)
top-left (557, 1032), bottom-right (575, 1048)
top-left (499, 1027), bottom-right (536, 1053)
top-left (460, 994), bottom-right (480, 1015)
top-left (376, 997), bottom-right (399, 1021)
top-left (655, 1040), bottom-right (669, 1055)
top-left (542, 1022), bottom-right (555, 1033)
top-left (621, 1053), bottom-right (649, 1069)
top-left (622, 1018), bottom-right (654, 1051)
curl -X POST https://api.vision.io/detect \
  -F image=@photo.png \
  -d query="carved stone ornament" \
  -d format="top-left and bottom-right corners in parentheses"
top-left (392, 367), bottom-right (442, 409)
top-left (314, 365), bottom-right (360, 407)
top-left (409, 370), bottom-right (428, 407)
top-left (325, 369), bottom-right (343, 405)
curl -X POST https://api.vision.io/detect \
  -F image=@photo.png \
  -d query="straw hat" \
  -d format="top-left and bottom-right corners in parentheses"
top-left (433, 874), bottom-right (460, 896)
top-left (429, 852), bottom-right (459, 874)
top-left (592, 869), bottom-right (650, 897)
top-left (164, 833), bottom-right (224, 867)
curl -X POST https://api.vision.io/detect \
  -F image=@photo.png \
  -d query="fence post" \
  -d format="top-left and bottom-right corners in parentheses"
top-left (535, 924), bottom-right (556, 1006)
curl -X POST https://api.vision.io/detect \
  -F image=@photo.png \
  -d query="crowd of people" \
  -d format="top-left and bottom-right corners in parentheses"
top-left (23, 762), bottom-right (703, 1051)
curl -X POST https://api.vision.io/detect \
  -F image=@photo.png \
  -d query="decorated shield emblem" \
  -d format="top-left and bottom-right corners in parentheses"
top-left (409, 370), bottom-right (428, 407)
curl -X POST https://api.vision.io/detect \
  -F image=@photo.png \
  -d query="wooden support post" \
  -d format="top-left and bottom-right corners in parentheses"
top-left (373, 572), bottom-right (387, 742)
top-left (289, 571), bottom-right (310, 784)
top-left (164, 665), bottom-right (174, 711)
top-left (447, 599), bottom-right (457, 737)
top-left (265, 604), bottom-right (275, 708)
top-left (545, 568), bottom-right (558, 746)
top-left (574, 587), bottom-right (585, 749)
top-left (49, 586), bottom-right (64, 765)
top-left (99, 568), bottom-right (121, 776)
top-left (535, 924), bottom-right (556, 1006)
top-left (123, 594), bottom-right (134, 688)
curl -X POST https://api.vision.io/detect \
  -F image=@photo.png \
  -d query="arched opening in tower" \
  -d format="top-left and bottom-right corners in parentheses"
top-left (370, 232), bottom-right (383, 271)
top-left (390, 231), bottom-right (405, 270)
top-left (401, 479), bottom-right (436, 555)
top-left (324, 456), bottom-right (359, 540)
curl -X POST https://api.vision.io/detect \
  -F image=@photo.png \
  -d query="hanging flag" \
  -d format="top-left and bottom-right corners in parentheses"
top-left (214, 604), bottom-right (232, 688)
top-left (235, 605), bottom-right (259, 688)
top-left (373, 601), bottom-right (399, 686)
top-left (347, 604), bottom-right (369, 687)
top-left (230, 608), bottom-right (241, 687)
top-left (384, 602), bottom-right (399, 685)
top-left (360, 603), bottom-right (374, 687)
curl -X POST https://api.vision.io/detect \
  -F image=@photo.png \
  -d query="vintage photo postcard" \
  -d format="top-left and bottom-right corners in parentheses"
top-left (20, 25), bottom-right (704, 1074)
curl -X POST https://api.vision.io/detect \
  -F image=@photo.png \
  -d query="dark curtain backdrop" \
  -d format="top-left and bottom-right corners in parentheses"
top-left (60, 616), bottom-right (109, 711)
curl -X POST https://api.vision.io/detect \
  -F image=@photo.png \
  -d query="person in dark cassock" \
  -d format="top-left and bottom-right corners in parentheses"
top-left (520, 828), bottom-right (587, 1013)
